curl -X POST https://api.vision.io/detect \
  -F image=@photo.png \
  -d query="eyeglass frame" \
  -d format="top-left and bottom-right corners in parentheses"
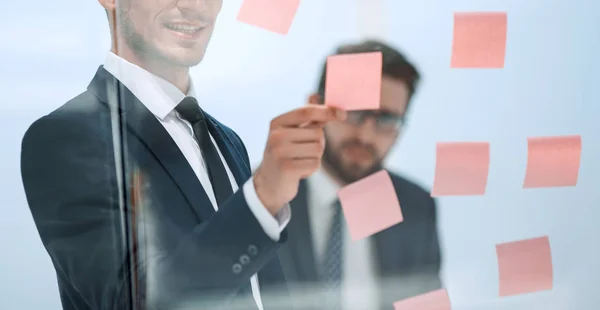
top-left (343, 109), bottom-right (406, 133)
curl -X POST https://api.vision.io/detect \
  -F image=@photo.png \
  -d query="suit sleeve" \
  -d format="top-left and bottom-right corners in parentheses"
top-left (230, 131), bottom-right (291, 242)
top-left (21, 115), bottom-right (282, 309)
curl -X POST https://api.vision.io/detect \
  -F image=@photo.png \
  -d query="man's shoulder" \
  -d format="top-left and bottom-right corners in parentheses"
top-left (29, 88), bottom-right (104, 130)
top-left (24, 90), bottom-right (106, 143)
top-left (386, 170), bottom-right (434, 203)
top-left (384, 170), bottom-right (438, 224)
top-left (49, 90), bottom-right (104, 120)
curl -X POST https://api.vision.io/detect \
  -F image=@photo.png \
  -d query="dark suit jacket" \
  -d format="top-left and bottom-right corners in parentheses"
top-left (20, 67), bottom-right (290, 310)
top-left (277, 171), bottom-right (442, 310)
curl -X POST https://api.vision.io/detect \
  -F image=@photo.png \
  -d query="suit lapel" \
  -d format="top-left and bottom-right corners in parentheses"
top-left (87, 66), bottom-right (216, 222)
top-left (373, 228), bottom-right (388, 277)
top-left (205, 115), bottom-right (251, 184)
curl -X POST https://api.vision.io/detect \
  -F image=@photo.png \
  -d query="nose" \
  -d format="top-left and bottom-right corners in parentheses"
top-left (176, 0), bottom-right (211, 16)
top-left (355, 117), bottom-right (378, 142)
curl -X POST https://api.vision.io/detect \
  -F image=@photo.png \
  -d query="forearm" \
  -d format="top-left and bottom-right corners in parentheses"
top-left (30, 192), bottom-right (283, 310)
top-left (149, 189), bottom-right (284, 307)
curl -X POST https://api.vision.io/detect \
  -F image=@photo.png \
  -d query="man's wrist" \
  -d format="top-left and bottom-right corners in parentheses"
top-left (253, 173), bottom-right (281, 216)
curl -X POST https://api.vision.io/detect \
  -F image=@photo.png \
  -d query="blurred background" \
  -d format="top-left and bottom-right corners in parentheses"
top-left (1, 0), bottom-right (599, 309)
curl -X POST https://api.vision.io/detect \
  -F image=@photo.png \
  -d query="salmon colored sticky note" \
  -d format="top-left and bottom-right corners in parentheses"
top-left (393, 289), bottom-right (451, 310)
top-left (496, 236), bottom-right (553, 297)
top-left (236, 0), bottom-right (300, 35)
top-left (325, 52), bottom-right (382, 111)
top-left (523, 135), bottom-right (582, 188)
top-left (338, 170), bottom-right (403, 241)
top-left (451, 12), bottom-right (508, 68)
top-left (431, 142), bottom-right (490, 196)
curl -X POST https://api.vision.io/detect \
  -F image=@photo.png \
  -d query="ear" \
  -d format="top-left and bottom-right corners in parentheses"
top-left (99, 0), bottom-right (119, 53)
top-left (98, 0), bottom-right (116, 10)
top-left (307, 93), bottom-right (322, 105)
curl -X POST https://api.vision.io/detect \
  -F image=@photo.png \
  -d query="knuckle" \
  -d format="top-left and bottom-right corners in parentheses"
top-left (315, 141), bottom-right (325, 154)
top-left (312, 128), bottom-right (323, 139)
top-left (269, 117), bottom-right (280, 130)
top-left (270, 130), bottom-right (285, 145)
top-left (304, 159), bottom-right (320, 173)
top-left (299, 107), bottom-right (311, 119)
top-left (312, 163), bottom-right (321, 173)
top-left (307, 142), bottom-right (320, 154)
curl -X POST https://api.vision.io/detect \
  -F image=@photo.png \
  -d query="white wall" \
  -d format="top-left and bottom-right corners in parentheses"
top-left (1, 0), bottom-right (598, 309)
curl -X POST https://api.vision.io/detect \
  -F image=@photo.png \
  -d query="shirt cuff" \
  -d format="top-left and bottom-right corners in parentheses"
top-left (242, 177), bottom-right (291, 242)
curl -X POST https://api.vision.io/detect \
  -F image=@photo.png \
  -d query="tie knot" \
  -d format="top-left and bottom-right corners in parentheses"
top-left (176, 96), bottom-right (205, 124)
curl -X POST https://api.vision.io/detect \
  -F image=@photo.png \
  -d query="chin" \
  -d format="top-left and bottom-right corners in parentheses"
top-left (339, 166), bottom-right (367, 182)
top-left (160, 50), bottom-right (206, 68)
top-left (153, 38), bottom-right (210, 67)
top-left (345, 160), bottom-right (373, 172)
top-left (345, 163), bottom-right (382, 180)
top-left (176, 53), bottom-right (205, 67)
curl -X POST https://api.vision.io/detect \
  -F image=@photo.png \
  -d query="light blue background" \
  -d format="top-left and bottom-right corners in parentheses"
top-left (1, 0), bottom-right (598, 309)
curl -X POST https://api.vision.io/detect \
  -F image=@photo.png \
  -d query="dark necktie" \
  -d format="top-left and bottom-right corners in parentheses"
top-left (175, 97), bottom-right (234, 206)
top-left (321, 200), bottom-right (344, 310)
top-left (175, 97), bottom-right (257, 309)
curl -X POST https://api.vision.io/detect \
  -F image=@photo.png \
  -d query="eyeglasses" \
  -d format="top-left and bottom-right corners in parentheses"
top-left (345, 110), bottom-right (406, 133)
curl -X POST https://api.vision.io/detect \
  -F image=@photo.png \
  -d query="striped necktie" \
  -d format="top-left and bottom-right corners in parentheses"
top-left (321, 200), bottom-right (344, 309)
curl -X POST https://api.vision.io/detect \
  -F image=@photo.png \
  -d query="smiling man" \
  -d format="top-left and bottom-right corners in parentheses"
top-left (20, 0), bottom-right (346, 309)
top-left (105, 0), bottom-right (219, 91)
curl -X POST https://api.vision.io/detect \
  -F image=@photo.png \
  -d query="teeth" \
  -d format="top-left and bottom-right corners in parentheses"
top-left (165, 24), bottom-right (202, 33)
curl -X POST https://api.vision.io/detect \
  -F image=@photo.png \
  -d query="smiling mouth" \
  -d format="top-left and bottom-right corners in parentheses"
top-left (164, 23), bottom-right (205, 34)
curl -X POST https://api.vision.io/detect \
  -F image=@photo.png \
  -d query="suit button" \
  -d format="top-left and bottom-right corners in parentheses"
top-left (240, 254), bottom-right (250, 265)
top-left (232, 263), bottom-right (242, 274)
top-left (248, 245), bottom-right (258, 256)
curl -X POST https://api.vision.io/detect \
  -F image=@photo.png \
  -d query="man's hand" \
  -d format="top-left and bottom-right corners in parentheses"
top-left (254, 105), bottom-right (346, 215)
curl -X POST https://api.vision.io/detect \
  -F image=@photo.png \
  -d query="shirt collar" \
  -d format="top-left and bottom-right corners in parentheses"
top-left (103, 51), bottom-right (197, 120)
top-left (307, 167), bottom-right (342, 208)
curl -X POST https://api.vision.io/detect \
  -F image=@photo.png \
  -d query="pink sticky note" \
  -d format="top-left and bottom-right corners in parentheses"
top-left (451, 12), bottom-right (508, 68)
top-left (325, 52), bottom-right (382, 111)
top-left (393, 289), bottom-right (451, 310)
top-left (496, 236), bottom-right (553, 297)
top-left (523, 135), bottom-right (581, 188)
top-left (431, 142), bottom-right (490, 196)
top-left (338, 170), bottom-right (403, 241)
top-left (236, 0), bottom-right (300, 35)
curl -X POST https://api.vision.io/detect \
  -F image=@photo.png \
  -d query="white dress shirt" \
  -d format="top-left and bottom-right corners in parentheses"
top-left (307, 168), bottom-right (380, 310)
top-left (104, 52), bottom-right (290, 310)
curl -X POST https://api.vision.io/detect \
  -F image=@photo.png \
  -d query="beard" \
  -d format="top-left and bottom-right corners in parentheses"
top-left (115, 6), bottom-right (204, 68)
top-left (115, 7), bottom-right (161, 62)
top-left (322, 138), bottom-right (384, 185)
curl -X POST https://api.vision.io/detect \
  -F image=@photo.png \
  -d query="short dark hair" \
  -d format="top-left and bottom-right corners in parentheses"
top-left (316, 39), bottom-right (421, 107)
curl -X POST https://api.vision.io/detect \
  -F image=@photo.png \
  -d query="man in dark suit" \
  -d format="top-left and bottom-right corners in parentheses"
top-left (20, 0), bottom-right (345, 309)
top-left (277, 40), bottom-right (442, 310)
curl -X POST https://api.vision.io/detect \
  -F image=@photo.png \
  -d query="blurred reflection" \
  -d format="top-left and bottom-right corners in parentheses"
top-left (277, 40), bottom-right (442, 310)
